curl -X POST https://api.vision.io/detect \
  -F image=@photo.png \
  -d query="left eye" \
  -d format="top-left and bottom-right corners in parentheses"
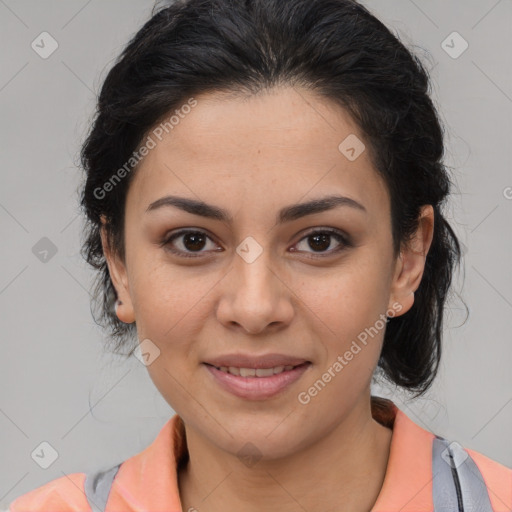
top-left (292, 229), bottom-right (350, 257)
top-left (161, 228), bottom-right (350, 258)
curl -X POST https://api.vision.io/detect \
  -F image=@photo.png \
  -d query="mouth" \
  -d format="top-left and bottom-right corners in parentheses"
top-left (203, 360), bottom-right (311, 400)
top-left (205, 362), bottom-right (306, 377)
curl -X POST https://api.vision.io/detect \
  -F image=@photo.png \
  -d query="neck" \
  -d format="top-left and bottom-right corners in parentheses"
top-left (178, 397), bottom-right (394, 512)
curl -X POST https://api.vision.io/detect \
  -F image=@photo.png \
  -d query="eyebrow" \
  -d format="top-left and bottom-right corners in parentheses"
top-left (146, 194), bottom-right (367, 224)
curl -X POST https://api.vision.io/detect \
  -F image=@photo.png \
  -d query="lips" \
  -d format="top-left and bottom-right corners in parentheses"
top-left (204, 353), bottom-right (309, 369)
top-left (211, 365), bottom-right (299, 377)
top-left (203, 353), bottom-right (311, 400)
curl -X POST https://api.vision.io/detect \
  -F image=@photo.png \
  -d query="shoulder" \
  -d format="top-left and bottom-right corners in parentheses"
top-left (390, 402), bottom-right (512, 481)
top-left (5, 416), bottom-right (184, 512)
top-left (372, 399), bottom-right (512, 510)
top-left (466, 446), bottom-right (512, 504)
top-left (7, 472), bottom-right (91, 512)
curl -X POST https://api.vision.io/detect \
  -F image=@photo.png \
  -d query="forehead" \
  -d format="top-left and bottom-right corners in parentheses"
top-left (127, 86), bottom-right (389, 217)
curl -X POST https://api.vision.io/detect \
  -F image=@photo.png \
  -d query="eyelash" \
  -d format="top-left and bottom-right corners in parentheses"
top-left (160, 228), bottom-right (352, 259)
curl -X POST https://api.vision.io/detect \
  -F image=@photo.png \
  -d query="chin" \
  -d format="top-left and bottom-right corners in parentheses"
top-left (209, 414), bottom-right (310, 461)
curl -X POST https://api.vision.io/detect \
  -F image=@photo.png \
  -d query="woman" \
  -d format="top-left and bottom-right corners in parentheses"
top-left (7, 0), bottom-right (511, 511)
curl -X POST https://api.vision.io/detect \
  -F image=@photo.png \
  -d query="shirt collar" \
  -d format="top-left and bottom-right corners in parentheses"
top-left (371, 399), bottom-right (435, 511)
top-left (108, 399), bottom-right (435, 511)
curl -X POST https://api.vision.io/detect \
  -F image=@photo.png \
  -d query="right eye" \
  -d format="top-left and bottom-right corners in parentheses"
top-left (161, 229), bottom-right (222, 258)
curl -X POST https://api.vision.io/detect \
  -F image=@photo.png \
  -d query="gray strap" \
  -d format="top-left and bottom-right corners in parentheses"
top-left (84, 463), bottom-right (122, 512)
top-left (432, 437), bottom-right (494, 512)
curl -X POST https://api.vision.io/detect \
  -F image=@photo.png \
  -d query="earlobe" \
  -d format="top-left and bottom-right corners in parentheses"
top-left (114, 298), bottom-right (135, 324)
top-left (100, 217), bottom-right (136, 324)
top-left (388, 205), bottom-right (434, 316)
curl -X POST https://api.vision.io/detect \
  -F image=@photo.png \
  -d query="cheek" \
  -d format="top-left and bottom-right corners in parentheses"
top-left (129, 258), bottom-right (216, 344)
top-left (301, 270), bottom-right (387, 408)
top-left (301, 254), bottom-right (391, 375)
top-left (308, 260), bottom-right (390, 331)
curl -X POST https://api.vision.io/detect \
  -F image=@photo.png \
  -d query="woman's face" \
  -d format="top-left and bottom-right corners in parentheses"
top-left (104, 86), bottom-right (430, 459)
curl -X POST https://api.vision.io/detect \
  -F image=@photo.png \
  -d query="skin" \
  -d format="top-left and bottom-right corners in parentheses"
top-left (101, 85), bottom-right (434, 512)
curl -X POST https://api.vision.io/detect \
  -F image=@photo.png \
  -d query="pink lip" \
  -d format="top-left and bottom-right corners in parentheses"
top-left (205, 353), bottom-right (309, 369)
top-left (204, 362), bottom-right (311, 400)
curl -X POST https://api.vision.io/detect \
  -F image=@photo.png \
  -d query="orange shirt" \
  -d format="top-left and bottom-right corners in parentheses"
top-left (8, 400), bottom-right (512, 511)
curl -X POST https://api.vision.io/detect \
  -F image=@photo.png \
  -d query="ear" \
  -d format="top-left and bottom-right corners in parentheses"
top-left (388, 205), bottom-right (435, 316)
top-left (100, 216), bottom-right (136, 324)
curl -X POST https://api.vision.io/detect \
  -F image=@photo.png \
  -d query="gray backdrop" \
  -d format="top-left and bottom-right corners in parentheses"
top-left (1, 0), bottom-right (511, 507)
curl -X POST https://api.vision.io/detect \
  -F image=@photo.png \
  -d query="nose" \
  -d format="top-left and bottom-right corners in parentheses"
top-left (215, 246), bottom-right (294, 335)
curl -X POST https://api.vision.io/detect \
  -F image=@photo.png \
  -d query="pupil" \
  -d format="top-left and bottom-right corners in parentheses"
top-left (184, 233), bottom-right (206, 251)
top-left (309, 233), bottom-right (330, 252)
